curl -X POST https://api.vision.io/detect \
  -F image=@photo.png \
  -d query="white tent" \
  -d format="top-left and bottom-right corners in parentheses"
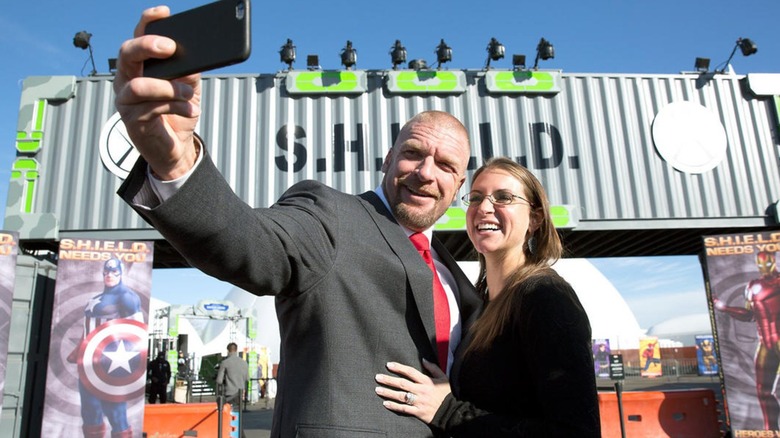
top-left (150, 259), bottom-right (656, 363)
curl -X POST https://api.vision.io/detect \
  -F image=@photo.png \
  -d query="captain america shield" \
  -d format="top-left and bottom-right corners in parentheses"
top-left (77, 319), bottom-right (148, 402)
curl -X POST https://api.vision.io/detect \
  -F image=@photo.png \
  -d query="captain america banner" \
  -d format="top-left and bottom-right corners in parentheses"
top-left (0, 231), bottom-right (19, 414)
top-left (703, 230), bottom-right (780, 435)
top-left (41, 238), bottom-right (153, 438)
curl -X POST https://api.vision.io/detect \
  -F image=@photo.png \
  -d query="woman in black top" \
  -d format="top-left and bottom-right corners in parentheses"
top-left (375, 157), bottom-right (600, 437)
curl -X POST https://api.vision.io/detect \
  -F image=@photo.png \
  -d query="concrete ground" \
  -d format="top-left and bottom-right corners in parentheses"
top-left (241, 398), bottom-right (274, 438)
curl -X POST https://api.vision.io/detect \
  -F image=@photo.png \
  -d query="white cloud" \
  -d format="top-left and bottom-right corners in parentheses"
top-left (625, 288), bottom-right (709, 328)
top-left (591, 256), bottom-right (706, 298)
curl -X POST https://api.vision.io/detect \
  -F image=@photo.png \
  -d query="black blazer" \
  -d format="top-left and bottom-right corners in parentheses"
top-left (119, 151), bottom-right (481, 437)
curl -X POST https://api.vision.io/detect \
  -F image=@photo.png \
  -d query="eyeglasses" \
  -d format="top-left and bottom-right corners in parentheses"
top-left (461, 190), bottom-right (532, 207)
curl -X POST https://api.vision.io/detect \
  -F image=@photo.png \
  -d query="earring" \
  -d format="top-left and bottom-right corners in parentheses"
top-left (527, 236), bottom-right (537, 255)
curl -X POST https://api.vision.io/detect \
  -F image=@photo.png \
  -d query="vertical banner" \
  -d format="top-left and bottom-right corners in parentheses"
top-left (247, 349), bottom-right (258, 403)
top-left (41, 238), bottom-right (153, 437)
top-left (246, 308), bottom-right (258, 340)
top-left (592, 339), bottom-right (611, 377)
top-left (257, 346), bottom-right (270, 398)
top-left (0, 231), bottom-right (19, 413)
top-left (695, 334), bottom-right (718, 376)
top-left (167, 312), bottom-right (179, 338)
top-left (639, 336), bottom-right (662, 377)
top-left (704, 231), bottom-right (780, 433)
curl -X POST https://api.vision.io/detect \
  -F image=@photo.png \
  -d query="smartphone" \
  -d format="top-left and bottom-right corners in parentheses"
top-left (143, 0), bottom-right (251, 79)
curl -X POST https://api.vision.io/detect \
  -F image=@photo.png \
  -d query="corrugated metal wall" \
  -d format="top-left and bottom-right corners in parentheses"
top-left (0, 255), bottom-right (56, 438)
top-left (14, 71), bottom-right (780, 234)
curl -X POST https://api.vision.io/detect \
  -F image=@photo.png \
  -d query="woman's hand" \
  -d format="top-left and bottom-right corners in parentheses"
top-left (375, 359), bottom-right (451, 424)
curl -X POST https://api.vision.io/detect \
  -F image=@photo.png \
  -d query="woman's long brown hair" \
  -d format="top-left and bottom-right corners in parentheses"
top-left (465, 157), bottom-right (564, 355)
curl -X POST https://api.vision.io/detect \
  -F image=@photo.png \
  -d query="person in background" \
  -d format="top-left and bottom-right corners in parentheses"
top-left (148, 351), bottom-right (171, 404)
top-left (375, 158), bottom-right (600, 437)
top-left (217, 342), bottom-right (249, 409)
top-left (112, 7), bottom-right (481, 436)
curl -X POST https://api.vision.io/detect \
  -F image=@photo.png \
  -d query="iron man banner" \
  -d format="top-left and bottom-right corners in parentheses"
top-left (41, 238), bottom-right (153, 438)
top-left (0, 231), bottom-right (18, 413)
top-left (704, 230), bottom-right (780, 434)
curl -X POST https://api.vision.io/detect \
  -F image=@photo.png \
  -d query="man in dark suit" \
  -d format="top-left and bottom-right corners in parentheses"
top-left (114, 7), bottom-right (481, 437)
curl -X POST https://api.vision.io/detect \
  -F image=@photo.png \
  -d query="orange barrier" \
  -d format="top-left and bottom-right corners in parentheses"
top-left (144, 402), bottom-right (235, 438)
top-left (599, 389), bottom-right (721, 438)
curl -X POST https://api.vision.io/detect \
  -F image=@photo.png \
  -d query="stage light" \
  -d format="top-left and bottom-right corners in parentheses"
top-left (280, 39), bottom-right (296, 70)
top-left (738, 38), bottom-right (758, 56)
top-left (694, 57), bottom-right (710, 73)
top-left (307, 55), bottom-right (320, 70)
top-left (73, 31), bottom-right (91, 49)
top-left (341, 40), bottom-right (357, 70)
top-left (485, 37), bottom-right (505, 69)
top-left (390, 40), bottom-right (407, 70)
top-left (717, 37), bottom-right (758, 74)
top-left (73, 31), bottom-right (97, 76)
top-left (533, 37), bottom-right (554, 70)
top-left (408, 59), bottom-right (428, 70)
top-left (435, 39), bottom-right (452, 70)
top-left (108, 58), bottom-right (117, 74)
top-left (512, 54), bottom-right (526, 70)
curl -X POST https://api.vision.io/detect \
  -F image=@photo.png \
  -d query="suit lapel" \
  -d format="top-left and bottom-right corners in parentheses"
top-left (432, 237), bottom-right (481, 331)
top-left (432, 237), bottom-right (483, 391)
top-left (449, 327), bottom-right (471, 394)
top-left (357, 192), bottom-right (438, 360)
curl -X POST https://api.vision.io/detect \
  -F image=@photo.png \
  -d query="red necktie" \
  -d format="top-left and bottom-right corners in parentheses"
top-left (409, 232), bottom-right (450, 370)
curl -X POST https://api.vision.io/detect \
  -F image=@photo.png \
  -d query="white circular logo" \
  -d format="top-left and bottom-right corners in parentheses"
top-left (98, 112), bottom-right (140, 179)
top-left (651, 101), bottom-right (727, 174)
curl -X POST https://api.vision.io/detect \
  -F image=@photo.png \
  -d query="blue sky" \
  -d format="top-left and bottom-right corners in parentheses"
top-left (2, 0), bottom-right (778, 334)
top-left (589, 256), bottom-right (709, 328)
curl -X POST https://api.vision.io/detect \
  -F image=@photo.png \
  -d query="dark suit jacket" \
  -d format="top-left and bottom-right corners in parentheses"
top-left (119, 151), bottom-right (481, 437)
